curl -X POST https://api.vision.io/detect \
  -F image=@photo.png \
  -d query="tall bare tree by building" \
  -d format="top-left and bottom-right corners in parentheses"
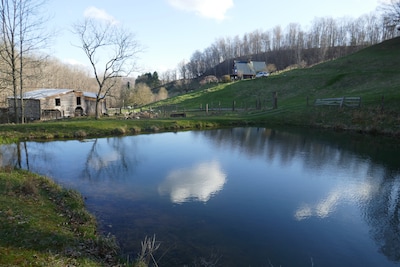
top-left (73, 17), bottom-right (141, 119)
top-left (0, 0), bottom-right (49, 123)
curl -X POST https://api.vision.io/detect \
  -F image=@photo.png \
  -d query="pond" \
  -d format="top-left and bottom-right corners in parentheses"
top-left (1, 127), bottom-right (400, 266)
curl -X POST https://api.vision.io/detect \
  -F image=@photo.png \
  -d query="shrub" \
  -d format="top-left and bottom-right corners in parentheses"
top-left (130, 126), bottom-right (142, 134)
top-left (221, 75), bottom-right (231, 83)
top-left (74, 130), bottom-right (87, 138)
top-left (147, 125), bottom-right (159, 132)
top-left (111, 126), bottom-right (127, 135)
top-left (200, 75), bottom-right (218, 85)
top-left (19, 176), bottom-right (38, 196)
top-left (40, 133), bottom-right (54, 139)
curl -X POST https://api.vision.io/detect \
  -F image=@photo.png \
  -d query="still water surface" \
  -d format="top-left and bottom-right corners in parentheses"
top-left (2, 127), bottom-right (400, 266)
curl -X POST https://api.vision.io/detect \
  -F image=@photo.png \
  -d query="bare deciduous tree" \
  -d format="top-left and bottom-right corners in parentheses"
top-left (381, 0), bottom-right (400, 34)
top-left (383, 0), bottom-right (400, 23)
top-left (32, 57), bottom-right (97, 91)
top-left (0, 0), bottom-right (49, 123)
top-left (73, 18), bottom-right (141, 119)
top-left (177, 60), bottom-right (187, 80)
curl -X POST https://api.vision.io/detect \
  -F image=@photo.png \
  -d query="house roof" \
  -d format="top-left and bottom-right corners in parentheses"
top-left (9, 89), bottom-right (100, 100)
top-left (18, 89), bottom-right (73, 100)
top-left (234, 61), bottom-right (267, 75)
top-left (83, 91), bottom-right (98, 98)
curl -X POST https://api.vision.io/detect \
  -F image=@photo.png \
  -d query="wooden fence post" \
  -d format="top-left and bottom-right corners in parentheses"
top-left (339, 97), bottom-right (345, 108)
top-left (232, 100), bottom-right (236, 111)
top-left (206, 104), bottom-right (209, 115)
top-left (272, 92), bottom-right (278, 109)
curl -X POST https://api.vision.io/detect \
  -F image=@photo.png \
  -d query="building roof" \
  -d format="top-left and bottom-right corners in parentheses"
top-left (83, 91), bottom-right (98, 98)
top-left (18, 89), bottom-right (73, 100)
top-left (8, 89), bottom-right (100, 100)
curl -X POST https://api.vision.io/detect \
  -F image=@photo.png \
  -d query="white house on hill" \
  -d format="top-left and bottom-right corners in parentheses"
top-left (231, 60), bottom-right (267, 79)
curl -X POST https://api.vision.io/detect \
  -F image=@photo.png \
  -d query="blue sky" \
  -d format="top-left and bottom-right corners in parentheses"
top-left (45, 0), bottom-right (382, 76)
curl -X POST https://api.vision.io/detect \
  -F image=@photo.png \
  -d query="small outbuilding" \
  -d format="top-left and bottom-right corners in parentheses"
top-left (8, 88), bottom-right (106, 121)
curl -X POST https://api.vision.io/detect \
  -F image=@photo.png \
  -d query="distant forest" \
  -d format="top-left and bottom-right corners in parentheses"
top-left (162, 11), bottom-right (399, 82)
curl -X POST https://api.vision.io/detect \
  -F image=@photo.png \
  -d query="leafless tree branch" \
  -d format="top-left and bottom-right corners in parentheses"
top-left (73, 18), bottom-right (142, 119)
top-left (0, 0), bottom-right (51, 123)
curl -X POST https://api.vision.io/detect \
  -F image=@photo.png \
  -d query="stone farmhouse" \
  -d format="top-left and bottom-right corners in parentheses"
top-left (231, 60), bottom-right (267, 79)
top-left (8, 88), bottom-right (106, 121)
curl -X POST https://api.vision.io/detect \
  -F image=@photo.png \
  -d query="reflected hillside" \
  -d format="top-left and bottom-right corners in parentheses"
top-left (197, 127), bottom-right (400, 174)
top-left (197, 127), bottom-right (400, 262)
top-left (363, 171), bottom-right (400, 262)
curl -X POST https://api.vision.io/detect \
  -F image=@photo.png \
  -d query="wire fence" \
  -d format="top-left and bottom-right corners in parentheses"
top-left (153, 99), bottom-right (277, 118)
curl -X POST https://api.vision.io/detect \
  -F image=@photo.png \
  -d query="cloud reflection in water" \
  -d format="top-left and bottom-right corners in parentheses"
top-left (295, 181), bottom-right (377, 221)
top-left (158, 161), bottom-right (227, 204)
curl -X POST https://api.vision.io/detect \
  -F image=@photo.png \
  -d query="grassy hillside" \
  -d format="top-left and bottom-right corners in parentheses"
top-left (149, 37), bottom-right (400, 136)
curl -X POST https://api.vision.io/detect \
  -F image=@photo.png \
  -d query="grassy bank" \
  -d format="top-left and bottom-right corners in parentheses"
top-left (0, 168), bottom-right (120, 267)
top-left (0, 115), bottom-right (250, 141)
top-left (0, 103), bottom-right (398, 142)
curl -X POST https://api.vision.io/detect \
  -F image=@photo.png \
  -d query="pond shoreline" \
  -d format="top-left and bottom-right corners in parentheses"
top-left (0, 115), bottom-right (399, 143)
top-left (0, 168), bottom-right (124, 266)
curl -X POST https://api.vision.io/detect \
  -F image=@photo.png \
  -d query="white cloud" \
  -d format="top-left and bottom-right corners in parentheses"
top-left (167, 0), bottom-right (234, 20)
top-left (83, 6), bottom-right (118, 24)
